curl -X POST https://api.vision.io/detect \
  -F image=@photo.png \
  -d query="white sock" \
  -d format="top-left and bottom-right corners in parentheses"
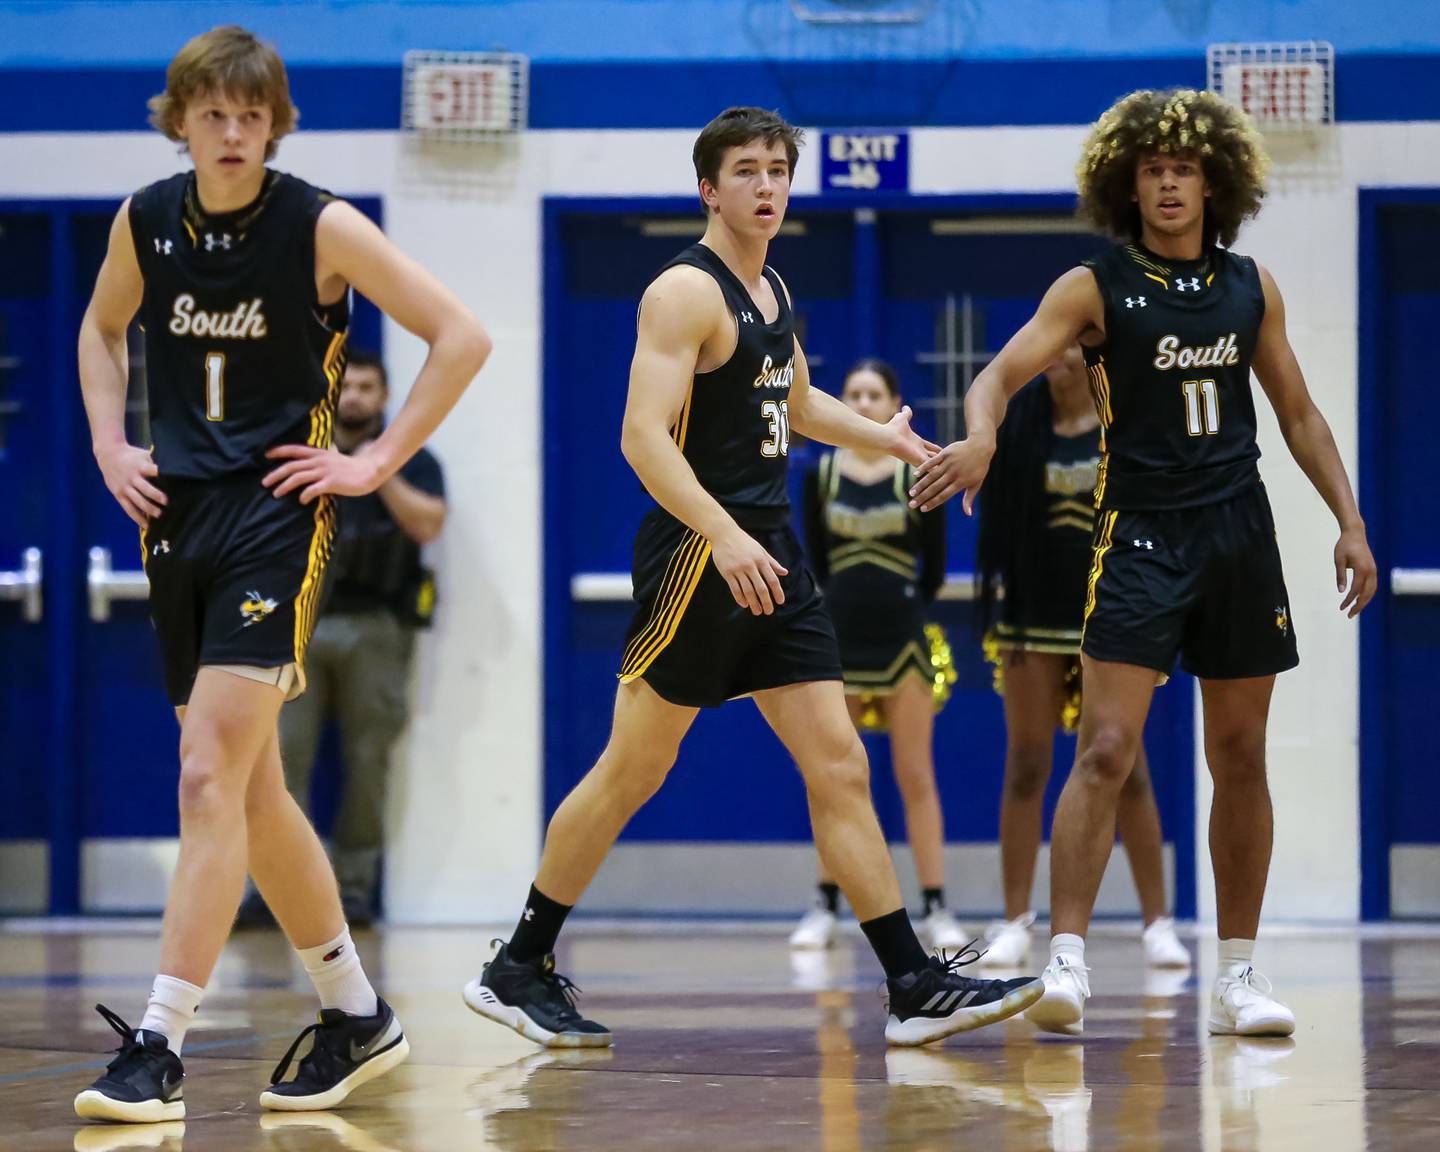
top-left (138, 974), bottom-right (204, 1056)
top-left (1218, 937), bottom-right (1256, 975)
top-left (1050, 933), bottom-right (1086, 966)
top-left (298, 928), bottom-right (378, 1017)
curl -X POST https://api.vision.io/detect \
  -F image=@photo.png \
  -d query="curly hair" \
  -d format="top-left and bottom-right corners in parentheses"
top-left (149, 26), bottom-right (298, 161)
top-left (1076, 89), bottom-right (1269, 249)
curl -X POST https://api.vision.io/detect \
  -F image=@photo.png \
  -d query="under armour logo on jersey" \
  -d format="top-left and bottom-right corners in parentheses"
top-left (1125, 296), bottom-right (1147, 308)
top-left (204, 232), bottom-right (233, 252)
top-left (522, 907), bottom-right (535, 921)
top-left (740, 311), bottom-right (755, 323)
top-left (151, 539), bottom-right (171, 556)
top-left (1176, 277), bottom-right (1201, 292)
top-left (153, 238), bottom-right (173, 255)
top-left (1133, 539), bottom-right (1155, 550)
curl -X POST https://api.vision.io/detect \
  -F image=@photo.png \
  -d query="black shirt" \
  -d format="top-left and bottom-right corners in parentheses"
top-left (654, 243), bottom-right (796, 515)
top-left (128, 169), bottom-right (347, 480)
top-left (327, 444), bottom-right (445, 616)
top-left (1082, 242), bottom-right (1265, 510)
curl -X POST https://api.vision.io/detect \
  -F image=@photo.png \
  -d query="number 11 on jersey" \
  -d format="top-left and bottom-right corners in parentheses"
top-left (205, 352), bottom-right (225, 422)
top-left (1182, 377), bottom-right (1218, 436)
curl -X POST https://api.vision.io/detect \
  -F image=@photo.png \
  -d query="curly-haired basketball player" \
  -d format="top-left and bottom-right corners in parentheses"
top-left (910, 89), bottom-right (1377, 1037)
top-left (73, 26), bottom-right (489, 1123)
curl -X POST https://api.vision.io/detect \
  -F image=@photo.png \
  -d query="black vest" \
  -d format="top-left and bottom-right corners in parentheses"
top-left (657, 243), bottom-right (795, 512)
top-left (1082, 242), bottom-right (1265, 510)
top-left (129, 169), bottom-right (348, 480)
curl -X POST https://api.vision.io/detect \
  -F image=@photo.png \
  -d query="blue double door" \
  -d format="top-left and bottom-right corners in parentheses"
top-left (543, 196), bottom-right (1196, 917)
top-left (0, 197), bottom-right (381, 914)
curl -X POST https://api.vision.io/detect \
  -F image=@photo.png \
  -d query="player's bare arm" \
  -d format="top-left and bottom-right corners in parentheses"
top-left (910, 266), bottom-right (1104, 514)
top-left (622, 265), bottom-right (787, 617)
top-left (78, 200), bottom-right (168, 527)
top-left (264, 200), bottom-right (491, 502)
top-left (1251, 264), bottom-right (1377, 617)
top-left (786, 340), bottom-right (936, 465)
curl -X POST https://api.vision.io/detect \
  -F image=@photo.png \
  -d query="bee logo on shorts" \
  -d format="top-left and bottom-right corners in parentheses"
top-left (1274, 605), bottom-right (1289, 637)
top-left (240, 590), bottom-right (279, 627)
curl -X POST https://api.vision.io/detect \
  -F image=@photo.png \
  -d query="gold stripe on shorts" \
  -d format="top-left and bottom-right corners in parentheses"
top-left (1082, 509), bottom-right (1119, 629)
top-left (619, 530), bottom-right (711, 680)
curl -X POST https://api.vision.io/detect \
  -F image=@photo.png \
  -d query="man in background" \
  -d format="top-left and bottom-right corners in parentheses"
top-left (240, 349), bottom-right (446, 926)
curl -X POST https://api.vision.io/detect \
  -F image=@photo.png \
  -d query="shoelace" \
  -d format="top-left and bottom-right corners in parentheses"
top-left (1048, 956), bottom-right (1092, 997)
top-left (488, 938), bottom-right (586, 1025)
top-left (1224, 965), bottom-right (1275, 999)
top-left (92, 1003), bottom-right (164, 1076)
top-left (269, 1016), bottom-right (345, 1087)
top-left (934, 942), bottom-right (986, 975)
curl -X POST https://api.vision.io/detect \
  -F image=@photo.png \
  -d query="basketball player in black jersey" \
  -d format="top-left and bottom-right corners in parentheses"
top-left (463, 107), bottom-right (1042, 1050)
top-left (73, 28), bottom-right (489, 1123)
top-left (910, 89), bottom-right (1376, 1037)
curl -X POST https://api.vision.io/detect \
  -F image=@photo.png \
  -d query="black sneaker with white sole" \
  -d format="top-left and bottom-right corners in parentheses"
top-left (259, 997), bottom-right (410, 1111)
top-left (885, 947), bottom-right (1046, 1046)
top-left (463, 940), bottom-right (613, 1048)
top-left (73, 1004), bottom-right (186, 1124)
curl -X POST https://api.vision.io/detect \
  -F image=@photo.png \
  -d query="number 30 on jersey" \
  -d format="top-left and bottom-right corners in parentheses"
top-left (760, 399), bottom-right (790, 457)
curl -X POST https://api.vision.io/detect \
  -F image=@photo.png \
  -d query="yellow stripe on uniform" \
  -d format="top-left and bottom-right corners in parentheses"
top-left (619, 532), bottom-right (712, 681)
top-left (1143, 271), bottom-right (1168, 290)
top-left (1082, 510), bottom-right (1118, 627)
top-left (619, 531), bottom-right (702, 674)
top-left (671, 384), bottom-right (694, 451)
top-left (308, 331), bottom-right (348, 449)
top-left (292, 494), bottom-right (337, 682)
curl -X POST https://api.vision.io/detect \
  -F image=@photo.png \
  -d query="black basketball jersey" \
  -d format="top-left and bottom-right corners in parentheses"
top-left (657, 243), bottom-right (795, 512)
top-left (1082, 242), bottom-right (1265, 510)
top-left (128, 169), bottom-right (348, 480)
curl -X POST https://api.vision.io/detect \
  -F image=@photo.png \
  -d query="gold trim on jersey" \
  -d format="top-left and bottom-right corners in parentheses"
top-left (671, 383), bottom-right (694, 451)
top-left (1083, 510), bottom-right (1119, 627)
top-left (1048, 513), bottom-right (1097, 533)
top-left (1143, 271), bottom-right (1169, 290)
top-left (1086, 358), bottom-right (1114, 428)
top-left (307, 331), bottom-right (347, 449)
top-left (829, 550), bottom-right (917, 582)
top-left (827, 538), bottom-right (914, 569)
top-left (1095, 453), bottom-right (1109, 506)
top-left (619, 529), bottom-right (712, 681)
top-left (292, 494), bottom-right (337, 683)
top-left (1126, 245), bottom-right (1172, 278)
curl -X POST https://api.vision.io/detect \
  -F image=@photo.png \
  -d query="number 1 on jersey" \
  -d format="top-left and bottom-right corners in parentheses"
top-left (760, 399), bottom-right (789, 458)
top-left (1182, 378), bottom-right (1218, 436)
top-left (204, 352), bottom-right (226, 422)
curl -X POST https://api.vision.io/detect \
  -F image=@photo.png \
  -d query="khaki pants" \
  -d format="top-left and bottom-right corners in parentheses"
top-left (279, 610), bottom-right (415, 910)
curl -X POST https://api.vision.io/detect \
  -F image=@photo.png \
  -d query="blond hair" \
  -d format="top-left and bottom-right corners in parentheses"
top-left (149, 26), bottom-right (298, 160)
top-left (1076, 88), bottom-right (1269, 248)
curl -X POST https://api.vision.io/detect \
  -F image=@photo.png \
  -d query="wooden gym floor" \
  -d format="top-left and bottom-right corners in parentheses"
top-left (2, 919), bottom-right (1437, 1151)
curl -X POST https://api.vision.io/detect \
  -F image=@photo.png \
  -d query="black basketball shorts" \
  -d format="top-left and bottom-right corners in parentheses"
top-left (1081, 482), bottom-right (1300, 680)
top-left (140, 473), bottom-right (336, 706)
top-left (619, 507), bottom-right (844, 708)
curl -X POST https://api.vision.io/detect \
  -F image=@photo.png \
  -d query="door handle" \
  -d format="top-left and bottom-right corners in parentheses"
top-left (87, 546), bottom-right (150, 622)
top-left (0, 546), bottom-right (42, 622)
top-left (1391, 568), bottom-right (1440, 596)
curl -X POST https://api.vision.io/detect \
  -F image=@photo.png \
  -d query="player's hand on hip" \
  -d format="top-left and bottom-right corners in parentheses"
top-left (883, 406), bottom-right (939, 468)
top-left (96, 441), bottom-right (167, 526)
top-left (909, 435), bottom-right (994, 514)
top-left (263, 444), bottom-right (383, 503)
top-left (1335, 525), bottom-right (1378, 618)
top-left (711, 526), bottom-right (787, 616)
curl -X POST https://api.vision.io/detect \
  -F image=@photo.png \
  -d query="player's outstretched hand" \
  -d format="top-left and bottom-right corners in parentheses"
top-left (909, 435), bottom-right (995, 514)
top-left (1335, 524), bottom-right (1377, 618)
top-left (96, 441), bottom-right (167, 527)
top-left (883, 406), bottom-right (940, 468)
top-left (263, 443), bottom-right (383, 503)
top-left (711, 526), bottom-right (787, 616)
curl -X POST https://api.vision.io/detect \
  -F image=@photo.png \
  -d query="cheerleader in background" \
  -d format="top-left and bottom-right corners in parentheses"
top-left (789, 359), bottom-right (967, 952)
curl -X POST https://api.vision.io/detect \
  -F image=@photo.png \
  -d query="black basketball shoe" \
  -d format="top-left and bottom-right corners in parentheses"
top-left (463, 940), bottom-right (613, 1048)
top-left (73, 1005), bottom-right (186, 1123)
top-left (259, 997), bottom-right (410, 1111)
top-left (885, 946), bottom-right (1046, 1046)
